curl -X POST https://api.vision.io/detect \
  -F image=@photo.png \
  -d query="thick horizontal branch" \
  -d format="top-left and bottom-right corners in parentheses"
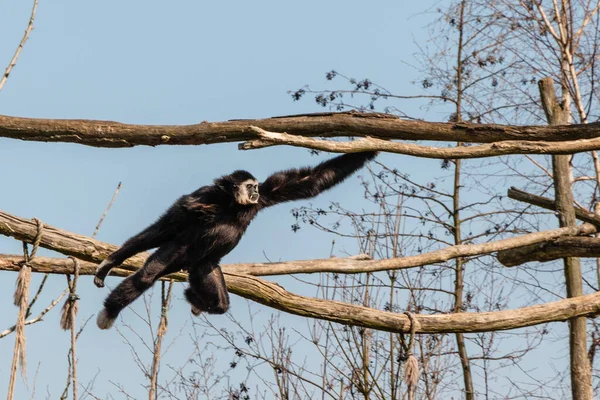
top-left (0, 211), bottom-right (380, 275)
top-left (0, 253), bottom-right (371, 279)
top-left (230, 273), bottom-right (600, 333)
top-left (497, 187), bottom-right (600, 266)
top-left (507, 187), bottom-right (600, 225)
top-left (497, 237), bottom-right (600, 266)
top-left (1, 210), bottom-right (600, 333)
top-left (0, 255), bottom-right (186, 281)
top-left (240, 126), bottom-right (600, 159)
top-left (1, 210), bottom-right (597, 277)
top-left (2, 254), bottom-right (600, 334)
top-left (0, 210), bottom-right (149, 267)
top-left (1, 112), bottom-right (600, 148)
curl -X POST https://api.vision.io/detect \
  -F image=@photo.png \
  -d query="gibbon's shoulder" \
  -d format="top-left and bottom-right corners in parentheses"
top-left (180, 185), bottom-right (226, 213)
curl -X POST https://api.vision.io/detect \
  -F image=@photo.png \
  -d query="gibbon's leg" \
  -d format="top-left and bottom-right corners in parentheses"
top-left (97, 243), bottom-right (184, 329)
top-left (185, 263), bottom-right (230, 316)
top-left (94, 221), bottom-right (173, 288)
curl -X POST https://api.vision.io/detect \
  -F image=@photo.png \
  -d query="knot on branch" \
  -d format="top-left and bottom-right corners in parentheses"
top-left (60, 257), bottom-right (81, 330)
top-left (68, 294), bottom-right (81, 302)
top-left (14, 218), bottom-right (44, 306)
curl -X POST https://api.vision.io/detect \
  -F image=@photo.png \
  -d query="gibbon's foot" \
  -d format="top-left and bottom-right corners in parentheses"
top-left (191, 306), bottom-right (202, 317)
top-left (94, 259), bottom-right (111, 288)
top-left (93, 275), bottom-right (105, 288)
top-left (97, 308), bottom-right (116, 330)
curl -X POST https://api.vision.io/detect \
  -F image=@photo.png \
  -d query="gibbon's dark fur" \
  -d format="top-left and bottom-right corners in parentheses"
top-left (94, 151), bottom-right (377, 329)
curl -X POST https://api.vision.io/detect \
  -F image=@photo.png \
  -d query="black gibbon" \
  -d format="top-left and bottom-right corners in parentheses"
top-left (94, 151), bottom-right (378, 329)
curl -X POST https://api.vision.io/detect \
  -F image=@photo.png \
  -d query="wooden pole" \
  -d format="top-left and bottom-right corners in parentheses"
top-left (538, 77), bottom-right (592, 400)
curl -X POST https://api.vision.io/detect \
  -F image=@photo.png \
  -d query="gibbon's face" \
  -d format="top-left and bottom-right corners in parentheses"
top-left (235, 179), bottom-right (259, 205)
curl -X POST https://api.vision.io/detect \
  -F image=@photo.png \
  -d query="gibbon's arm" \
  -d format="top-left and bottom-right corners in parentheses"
top-left (258, 151), bottom-right (377, 208)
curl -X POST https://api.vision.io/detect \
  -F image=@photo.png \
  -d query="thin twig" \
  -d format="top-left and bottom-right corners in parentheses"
top-left (0, 0), bottom-right (39, 92)
top-left (25, 274), bottom-right (49, 318)
top-left (0, 290), bottom-right (67, 338)
top-left (92, 182), bottom-right (122, 238)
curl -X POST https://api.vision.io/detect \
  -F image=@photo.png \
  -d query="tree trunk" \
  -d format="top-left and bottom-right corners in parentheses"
top-left (538, 77), bottom-right (592, 400)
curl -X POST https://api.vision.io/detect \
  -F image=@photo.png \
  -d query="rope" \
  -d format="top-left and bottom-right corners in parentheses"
top-left (7, 218), bottom-right (43, 400)
top-left (28, 218), bottom-right (43, 259)
top-left (60, 257), bottom-right (80, 330)
top-left (402, 311), bottom-right (419, 400)
top-left (13, 219), bottom-right (43, 306)
top-left (158, 282), bottom-right (169, 336)
top-left (61, 257), bottom-right (80, 400)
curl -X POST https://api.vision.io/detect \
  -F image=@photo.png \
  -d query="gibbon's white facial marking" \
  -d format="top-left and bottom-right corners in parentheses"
top-left (236, 179), bottom-right (259, 205)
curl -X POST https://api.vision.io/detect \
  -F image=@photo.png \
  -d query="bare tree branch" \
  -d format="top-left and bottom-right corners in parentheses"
top-left (1, 211), bottom-right (600, 333)
top-left (498, 237), bottom-right (600, 266)
top-left (1, 112), bottom-right (600, 148)
top-left (1, 255), bottom-right (600, 334)
top-left (507, 187), bottom-right (600, 226)
top-left (0, 289), bottom-right (67, 339)
top-left (241, 126), bottom-right (600, 159)
top-left (499, 188), bottom-right (600, 266)
top-left (0, 0), bottom-right (39, 92)
top-left (0, 210), bottom-right (597, 277)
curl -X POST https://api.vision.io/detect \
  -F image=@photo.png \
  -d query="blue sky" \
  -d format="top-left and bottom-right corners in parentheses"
top-left (0, 0), bottom-right (460, 398)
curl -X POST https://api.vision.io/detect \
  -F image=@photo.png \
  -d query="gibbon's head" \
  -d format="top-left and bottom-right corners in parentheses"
top-left (215, 170), bottom-right (260, 205)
